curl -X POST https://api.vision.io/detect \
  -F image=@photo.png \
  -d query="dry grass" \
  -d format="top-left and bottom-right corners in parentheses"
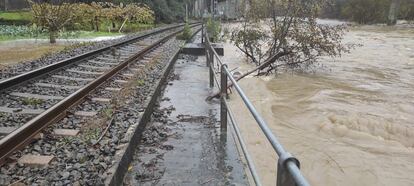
top-left (0, 43), bottom-right (66, 68)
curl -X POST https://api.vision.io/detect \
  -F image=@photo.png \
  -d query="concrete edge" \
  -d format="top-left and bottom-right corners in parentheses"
top-left (105, 28), bottom-right (202, 186)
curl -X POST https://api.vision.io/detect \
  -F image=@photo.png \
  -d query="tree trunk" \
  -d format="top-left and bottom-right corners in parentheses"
top-left (94, 16), bottom-right (99, 32)
top-left (388, 0), bottom-right (401, 25)
top-left (49, 31), bottom-right (57, 44)
top-left (91, 20), bottom-right (95, 31)
top-left (4, 0), bottom-right (9, 11)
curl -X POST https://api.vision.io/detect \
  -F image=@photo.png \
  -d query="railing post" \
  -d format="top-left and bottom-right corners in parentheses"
top-left (205, 44), bottom-right (209, 67)
top-left (277, 153), bottom-right (301, 186)
top-left (209, 48), bottom-right (214, 87)
top-left (220, 64), bottom-right (228, 132)
top-left (201, 24), bottom-right (204, 43)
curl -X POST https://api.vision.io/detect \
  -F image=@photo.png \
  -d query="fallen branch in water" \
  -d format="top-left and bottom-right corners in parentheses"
top-left (206, 51), bottom-right (291, 100)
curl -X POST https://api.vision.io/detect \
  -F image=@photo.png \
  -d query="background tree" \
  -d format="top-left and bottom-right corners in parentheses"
top-left (322, 0), bottom-right (414, 24)
top-left (73, 3), bottom-right (97, 31)
top-left (29, 0), bottom-right (77, 43)
top-left (118, 3), bottom-right (154, 32)
top-left (399, 0), bottom-right (414, 20)
top-left (131, 0), bottom-right (193, 23)
top-left (231, 0), bottom-right (350, 75)
top-left (341, 0), bottom-right (390, 24)
top-left (102, 2), bottom-right (122, 31)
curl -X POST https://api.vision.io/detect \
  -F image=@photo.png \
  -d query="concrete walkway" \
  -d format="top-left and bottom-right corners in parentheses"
top-left (124, 43), bottom-right (248, 185)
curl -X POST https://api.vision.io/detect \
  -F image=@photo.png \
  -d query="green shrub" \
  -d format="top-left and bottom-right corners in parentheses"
top-left (0, 25), bottom-right (44, 37)
top-left (0, 11), bottom-right (32, 25)
top-left (206, 18), bottom-right (221, 42)
top-left (176, 23), bottom-right (192, 40)
top-left (22, 97), bottom-right (44, 106)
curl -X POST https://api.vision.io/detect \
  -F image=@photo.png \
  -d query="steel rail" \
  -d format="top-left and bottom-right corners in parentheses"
top-left (0, 23), bottom-right (201, 165)
top-left (0, 22), bottom-right (199, 92)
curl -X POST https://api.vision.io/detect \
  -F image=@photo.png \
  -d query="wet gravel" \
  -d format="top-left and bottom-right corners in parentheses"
top-left (0, 94), bottom-right (58, 110)
top-left (0, 29), bottom-right (196, 185)
top-left (123, 104), bottom-right (177, 186)
top-left (0, 113), bottom-right (35, 127)
top-left (10, 85), bottom-right (74, 97)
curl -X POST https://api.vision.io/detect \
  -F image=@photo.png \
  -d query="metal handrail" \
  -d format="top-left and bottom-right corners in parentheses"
top-left (224, 100), bottom-right (263, 186)
top-left (203, 27), bottom-right (310, 186)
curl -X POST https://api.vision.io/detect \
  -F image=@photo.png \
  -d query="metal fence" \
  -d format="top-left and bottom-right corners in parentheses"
top-left (202, 25), bottom-right (310, 186)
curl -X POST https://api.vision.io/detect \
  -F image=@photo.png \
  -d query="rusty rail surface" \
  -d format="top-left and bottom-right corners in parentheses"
top-left (203, 27), bottom-right (310, 186)
top-left (0, 23), bottom-right (201, 165)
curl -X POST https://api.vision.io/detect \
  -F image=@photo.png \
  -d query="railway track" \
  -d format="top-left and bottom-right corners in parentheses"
top-left (0, 22), bottom-right (201, 168)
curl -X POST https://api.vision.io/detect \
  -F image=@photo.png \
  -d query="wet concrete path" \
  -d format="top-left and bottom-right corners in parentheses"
top-left (123, 44), bottom-right (248, 185)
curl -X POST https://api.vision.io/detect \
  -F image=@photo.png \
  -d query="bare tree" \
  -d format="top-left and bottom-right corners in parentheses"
top-left (208, 0), bottom-right (353, 99)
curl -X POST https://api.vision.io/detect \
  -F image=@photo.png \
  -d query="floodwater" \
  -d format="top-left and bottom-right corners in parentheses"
top-left (224, 21), bottom-right (414, 185)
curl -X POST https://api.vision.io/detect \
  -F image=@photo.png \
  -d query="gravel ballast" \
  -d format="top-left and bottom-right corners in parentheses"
top-left (0, 28), bottom-right (198, 185)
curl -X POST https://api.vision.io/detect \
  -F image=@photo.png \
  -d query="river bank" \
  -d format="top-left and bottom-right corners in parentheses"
top-left (223, 21), bottom-right (414, 185)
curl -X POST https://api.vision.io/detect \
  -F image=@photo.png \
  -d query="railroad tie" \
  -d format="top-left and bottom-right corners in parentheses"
top-left (78, 64), bottom-right (111, 71)
top-left (114, 80), bottom-right (129, 84)
top-left (74, 111), bottom-right (98, 117)
top-left (122, 74), bottom-right (135, 78)
top-left (103, 55), bottom-right (130, 59)
top-left (91, 97), bottom-right (112, 103)
top-left (105, 87), bottom-right (122, 92)
top-left (0, 127), bottom-right (16, 136)
top-left (53, 129), bottom-right (80, 137)
top-left (34, 83), bottom-right (81, 90)
top-left (0, 106), bottom-right (45, 114)
top-left (51, 75), bottom-right (94, 82)
top-left (87, 60), bottom-right (118, 66)
top-left (118, 49), bottom-right (137, 54)
top-left (66, 69), bottom-right (103, 75)
top-left (18, 155), bottom-right (55, 168)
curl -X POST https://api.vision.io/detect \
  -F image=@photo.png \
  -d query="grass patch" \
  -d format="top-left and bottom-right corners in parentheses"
top-left (0, 11), bottom-right (32, 21)
top-left (0, 34), bottom-right (30, 41)
top-left (102, 108), bottom-right (113, 118)
top-left (136, 79), bottom-right (145, 86)
top-left (82, 128), bottom-right (102, 144)
top-left (22, 97), bottom-right (44, 106)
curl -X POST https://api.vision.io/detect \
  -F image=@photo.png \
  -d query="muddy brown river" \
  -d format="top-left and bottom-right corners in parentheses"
top-left (224, 22), bottom-right (414, 185)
